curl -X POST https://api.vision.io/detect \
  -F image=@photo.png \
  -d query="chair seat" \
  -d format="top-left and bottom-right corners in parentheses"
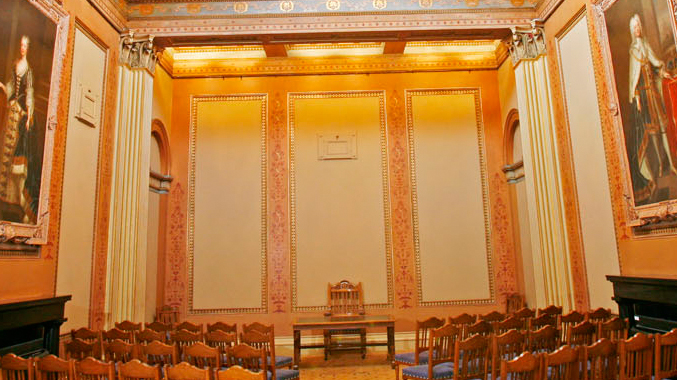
top-left (402, 362), bottom-right (454, 380)
top-left (266, 369), bottom-right (300, 380)
top-left (270, 355), bottom-right (293, 368)
top-left (394, 351), bottom-right (430, 365)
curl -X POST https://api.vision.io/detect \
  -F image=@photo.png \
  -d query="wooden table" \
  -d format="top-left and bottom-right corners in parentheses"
top-left (292, 314), bottom-right (395, 368)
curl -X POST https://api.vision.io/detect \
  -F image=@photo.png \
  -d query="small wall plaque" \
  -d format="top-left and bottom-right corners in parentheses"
top-left (317, 132), bottom-right (357, 160)
top-left (75, 82), bottom-right (99, 128)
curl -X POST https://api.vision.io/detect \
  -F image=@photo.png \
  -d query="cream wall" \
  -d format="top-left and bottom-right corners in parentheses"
top-left (56, 28), bottom-right (106, 331)
top-left (191, 98), bottom-right (266, 311)
top-left (409, 91), bottom-right (492, 304)
top-left (557, 14), bottom-right (619, 311)
top-left (292, 93), bottom-right (389, 308)
top-left (152, 66), bottom-right (173, 134)
top-left (145, 138), bottom-right (162, 322)
top-left (497, 60), bottom-right (518, 124)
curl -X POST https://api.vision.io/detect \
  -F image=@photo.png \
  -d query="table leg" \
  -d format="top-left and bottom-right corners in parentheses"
top-left (387, 325), bottom-right (395, 361)
top-left (293, 329), bottom-right (301, 370)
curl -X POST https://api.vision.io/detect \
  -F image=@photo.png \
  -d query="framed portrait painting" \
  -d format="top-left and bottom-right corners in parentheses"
top-left (594, 0), bottom-right (677, 227)
top-left (0, 0), bottom-right (68, 244)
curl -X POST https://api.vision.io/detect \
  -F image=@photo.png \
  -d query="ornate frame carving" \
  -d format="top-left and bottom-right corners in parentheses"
top-left (288, 90), bottom-right (394, 312)
top-left (591, 0), bottom-right (677, 231)
top-left (406, 88), bottom-right (495, 307)
top-left (0, 0), bottom-right (69, 246)
top-left (187, 94), bottom-right (269, 314)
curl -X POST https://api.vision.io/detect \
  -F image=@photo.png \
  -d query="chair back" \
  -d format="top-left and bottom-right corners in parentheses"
top-left (139, 341), bottom-right (178, 366)
top-left (226, 344), bottom-right (266, 373)
top-left (512, 308), bottom-right (535, 320)
top-left (568, 321), bottom-right (597, 347)
top-left (500, 351), bottom-right (542, 380)
top-left (239, 331), bottom-right (275, 378)
top-left (619, 332), bottom-right (653, 380)
top-left (600, 317), bottom-right (626, 341)
top-left (529, 313), bottom-right (557, 331)
top-left (544, 345), bottom-right (581, 380)
top-left (135, 329), bottom-right (166, 344)
top-left (241, 323), bottom-right (272, 336)
top-left (35, 355), bottom-right (72, 380)
top-left (71, 328), bottom-right (100, 344)
top-left (217, 366), bottom-right (265, 380)
top-left (415, 317), bottom-right (445, 359)
top-left (583, 338), bottom-right (618, 380)
top-left (465, 320), bottom-right (493, 339)
top-left (103, 339), bottom-right (135, 363)
top-left (175, 322), bottom-right (203, 335)
top-left (478, 311), bottom-right (505, 323)
top-left (184, 342), bottom-right (221, 370)
top-left (537, 305), bottom-right (563, 317)
top-left (453, 334), bottom-right (490, 380)
top-left (326, 280), bottom-right (364, 316)
top-left (527, 325), bottom-right (559, 353)
top-left (506, 293), bottom-right (524, 314)
top-left (171, 330), bottom-right (203, 359)
top-left (428, 323), bottom-right (460, 367)
top-left (0, 354), bottom-right (34, 380)
top-left (560, 311), bottom-right (585, 343)
top-left (655, 328), bottom-right (677, 380)
top-left (449, 313), bottom-right (476, 326)
top-left (117, 360), bottom-right (161, 380)
top-left (206, 330), bottom-right (238, 355)
top-left (492, 329), bottom-right (526, 379)
top-left (116, 321), bottom-right (143, 335)
top-left (164, 362), bottom-right (210, 380)
top-left (156, 306), bottom-right (179, 325)
top-left (65, 338), bottom-right (97, 360)
top-left (73, 357), bottom-right (115, 380)
top-left (586, 308), bottom-right (612, 323)
top-left (102, 328), bottom-right (133, 344)
top-left (206, 323), bottom-right (237, 334)
top-left (144, 322), bottom-right (173, 334)
top-left (495, 316), bottom-right (524, 335)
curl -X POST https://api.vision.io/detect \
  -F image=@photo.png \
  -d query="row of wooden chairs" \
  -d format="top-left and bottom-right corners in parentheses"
top-left (397, 323), bottom-right (677, 380)
top-left (72, 321), bottom-right (236, 345)
top-left (0, 354), bottom-right (268, 380)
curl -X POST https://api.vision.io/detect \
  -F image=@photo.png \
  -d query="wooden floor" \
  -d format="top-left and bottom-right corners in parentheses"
top-left (296, 352), bottom-right (393, 380)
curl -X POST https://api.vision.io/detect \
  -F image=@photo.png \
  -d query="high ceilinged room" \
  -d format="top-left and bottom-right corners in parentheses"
top-left (1, 0), bottom-right (677, 377)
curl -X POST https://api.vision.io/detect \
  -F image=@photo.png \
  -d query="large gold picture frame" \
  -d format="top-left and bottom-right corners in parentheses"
top-left (593, 0), bottom-right (677, 228)
top-left (0, 0), bottom-right (68, 245)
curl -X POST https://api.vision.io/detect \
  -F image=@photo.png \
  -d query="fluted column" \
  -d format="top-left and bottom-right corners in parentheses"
top-left (510, 21), bottom-right (574, 311)
top-left (105, 32), bottom-right (157, 325)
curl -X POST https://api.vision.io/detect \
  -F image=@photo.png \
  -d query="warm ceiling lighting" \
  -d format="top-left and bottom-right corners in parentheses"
top-left (285, 42), bottom-right (385, 57)
top-left (167, 46), bottom-right (267, 60)
top-left (403, 40), bottom-right (501, 55)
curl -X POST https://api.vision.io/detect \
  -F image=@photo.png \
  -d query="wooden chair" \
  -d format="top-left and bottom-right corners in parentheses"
top-left (538, 305), bottom-right (563, 317)
top-left (171, 330), bottom-right (203, 360)
top-left (465, 320), bottom-right (493, 339)
top-left (506, 293), bottom-right (525, 314)
top-left (586, 308), bottom-right (612, 324)
top-left (184, 342), bottom-right (221, 371)
top-left (135, 329), bottom-right (166, 344)
top-left (492, 329), bottom-right (526, 379)
top-left (145, 322), bottom-right (173, 334)
top-left (205, 330), bottom-right (238, 367)
top-left (0, 354), bottom-right (34, 380)
top-left (599, 317), bottom-right (627, 341)
top-left (217, 366), bottom-right (265, 380)
top-left (453, 334), bottom-right (490, 380)
top-left (583, 338), bottom-right (618, 380)
top-left (500, 351), bottom-right (542, 380)
top-left (207, 323), bottom-right (237, 335)
top-left (241, 323), bottom-right (272, 335)
top-left (35, 355), bottom-right (72, 380)
top-left (393, 317), bottom-right (445, 380)
top-left (567, 321), bottom-right (597, 347)
top-left (117, 360), bottom-right (161, 380)
top-left (544, 345), bottom-right (581, 380)
top-left (156, 306), bottom-right (179, 325)
top-left (478, 311), bottom-right (505, 324)
top-left (73, 357), bottom-right (115, 380)
top-left (449, 313), bottom-right (476, 327)
top-left (401, 323), bottom-right (460, 380)
top-left (70, 328), bottom-right (102, 358)
top-left (528, 325), bottom-right (559, 353)
top-left (323, 280), bottom-right (366, 360)
top-left (225, 344), bottom-right (267, 375)
top-left (164, 362), bottom-right (210, 380)
top-left (102, 328), bottom-right (134, 344)
top-left (239, 330), bottom-right (297, 379)
top-left (116, 321), bottom-right (143, 335)
top-left (103, 339), bottom-right (135, 363)
top-left (239, 324), bottom-right (291, 370)
top-left (655, 328), bottom-right (677, 380)
top-left (139, 341), bottom-right (178, 366)
top-left (529, 313), bottom-right (558, 331)
top-left (619, 332), bottom-right (653, 380)
top-left (175, 322), bottom-right (203, 335)
top-left (65, 338), bottom-right (97, 360)
top-left (495, 316), bottom-right (525, 335)
top-left (513, 307), bottom-right (536, 330)
top-left (560, 311), bottom-right (585, 344)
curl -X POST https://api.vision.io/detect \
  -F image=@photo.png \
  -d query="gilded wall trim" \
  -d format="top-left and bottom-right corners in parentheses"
top-left (188, 94), bottom-right (269, 314)
top-left (406, 88), bottom-right (496, 307)
top-left (288, 90), bottom-right (394, 312)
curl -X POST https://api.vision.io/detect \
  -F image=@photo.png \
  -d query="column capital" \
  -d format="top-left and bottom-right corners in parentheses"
top-left (508, 19), bottom-right (546, 65)
top-left (119, 31), bottom-right (160, 72)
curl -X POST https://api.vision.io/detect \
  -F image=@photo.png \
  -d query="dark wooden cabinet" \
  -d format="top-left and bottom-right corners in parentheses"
top-left (607, 275), bottom-right (677, 336)
top-left (0, 295), bottom-right (71, 357)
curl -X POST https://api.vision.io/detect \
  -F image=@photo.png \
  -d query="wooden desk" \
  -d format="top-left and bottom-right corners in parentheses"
top-left (292, 314), bottom-right (395, 368)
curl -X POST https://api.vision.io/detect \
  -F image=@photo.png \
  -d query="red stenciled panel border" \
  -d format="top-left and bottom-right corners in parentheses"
top-left (166, 182), bottom-right (187, 312)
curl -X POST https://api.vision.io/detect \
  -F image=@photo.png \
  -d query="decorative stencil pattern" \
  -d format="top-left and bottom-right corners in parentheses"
top-left (166, 182), bottom-right (187, 310)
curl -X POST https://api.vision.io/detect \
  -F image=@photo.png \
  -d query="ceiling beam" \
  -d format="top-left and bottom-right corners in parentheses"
top-left (383, 41), bottom-right (406, 54)
top-left (263, 43), bottom-right (288, 58)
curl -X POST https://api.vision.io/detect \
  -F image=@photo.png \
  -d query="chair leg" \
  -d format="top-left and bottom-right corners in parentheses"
top-left (360, 328), bottom-right (366, 359)
top-left (394, 363), bottom-right (400, 380)
top-left (323, 331), bottom-right (330, 360)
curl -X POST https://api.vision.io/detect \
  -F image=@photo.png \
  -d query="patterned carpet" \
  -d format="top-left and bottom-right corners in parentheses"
top-left (295, 352), bottom-right (395, 380)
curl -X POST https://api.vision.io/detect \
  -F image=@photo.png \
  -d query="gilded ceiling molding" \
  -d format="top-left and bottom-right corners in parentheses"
top-left (87, 0), bottom-right (127, 32)
top-left (119, 32), bottom-right (160, 73)
top-left (508, 19), bottom-right (546, 65)
top-left (535, 0), bottom-right (564, 21)
top-left (165, 51), bottom-right (505, 78)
